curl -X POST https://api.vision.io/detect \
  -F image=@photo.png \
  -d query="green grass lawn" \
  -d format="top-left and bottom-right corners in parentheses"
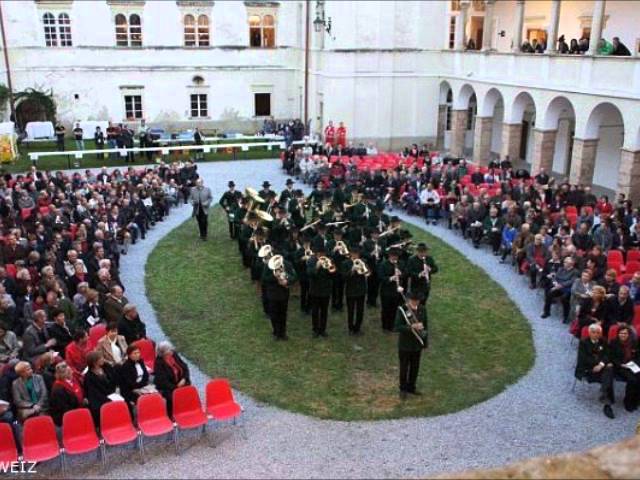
top-left (3, 138), bottom-right (279, 173)
top-left (146, 208), bottom-right (534, 421)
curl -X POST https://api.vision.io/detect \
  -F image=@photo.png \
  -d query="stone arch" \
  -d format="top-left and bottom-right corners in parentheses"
top-left (436, 81), bottom-right (454, 150)
top-left (473, 88), bottom-right (504, 165)
top-left (570, 102), bottom-right (625, 191)
top-left (439, 80), bottom-right (453, 105)
top-left (532, 96), bottom-right (576, 176)
top-left (508, 91), bottom-right (537, 124)
top-left (477, 88), bottom-right (503, 118)
top-left (501, 91), bottom-right (537, 165)
top-left (453, 83), bottom-right (476, 110)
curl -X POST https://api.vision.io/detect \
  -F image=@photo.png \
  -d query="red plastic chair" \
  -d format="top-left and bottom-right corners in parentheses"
top-left (625, 261), bottom-right (640, 275)
top-left (62, 408), bottom-right (105, 472)
top-left (38, 206), bottom-right (50, 216)
top-left (565, 206), bottom-right (578, 215)
top-left (20, 208), bottom-right (32, 220)
top-left (205, 379), bottom-right (242, 424)
top-left (4, 264), bottom-right (16, 279)
top-left (88, 323), bottom-right (107, 350)
top-left (137, 393), bottom-right (177, 455)
top-left (172, 386), bottom-right (208, 450)
top-left (627, 250), bottom-right (640, 264)
top-left (619, 273), bottom-right (633, 285)
top-left (0, 423), bottom-right (19, 463)
top-left (22, 415), bottom-right (62, 466)
top-left (133, 338), bottom-right (155, 374)
top-left (100, 401), bottom-right (141, 462)
top-left (608, 324), bottom-right (620, 343)
top-left (580, 326), bottom-right (590, 340)
top-left (608, 262), bottom-right (623, 277)
top-left (607, 250), bottom-right (624, 266)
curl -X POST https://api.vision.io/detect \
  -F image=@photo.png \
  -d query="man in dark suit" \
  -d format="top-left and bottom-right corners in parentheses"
top-left (406, 243), bottom-right (438, 305)
top-left (262, 254), bottom-right (297, 340)
top-left (378, 247), bottom-right (404, 332)
top-left (395, 290), bottom-right (427, 399)
top-left (219, 181), bottom-right (242, 239)
top-left (575, 323), bottom-right (615, 418)
top-left (189, 178), bottom-right (213, 240)
top-left (307, 245), bottom-right (334, 338)
top-left (341, 246), bottom-right (368, 335)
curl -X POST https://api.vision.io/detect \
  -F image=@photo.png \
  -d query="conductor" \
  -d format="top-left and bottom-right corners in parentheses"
top-left (190, 178), bottom-right (213, 240)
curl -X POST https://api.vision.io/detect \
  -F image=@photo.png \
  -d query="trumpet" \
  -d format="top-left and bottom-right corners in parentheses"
top-left (268, 254), bottom-right (288, 287)
top-left (391, 264), bottom-right (403, 292)
top-left (372, 243), bottom-right (381, 261)
top-left (352, 258), bottom-right (370, 277)
top-left (420, 258), bottom-right (431, 282)
top-left (317, 256), bottom-right (336, 273)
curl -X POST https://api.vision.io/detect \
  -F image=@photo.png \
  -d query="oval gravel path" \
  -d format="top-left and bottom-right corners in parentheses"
top-left (85, 159), bottom-right (638, 479)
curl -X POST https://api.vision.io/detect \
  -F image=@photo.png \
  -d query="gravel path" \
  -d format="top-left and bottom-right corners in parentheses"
top-left (69, 159), bottom-right (638, 479)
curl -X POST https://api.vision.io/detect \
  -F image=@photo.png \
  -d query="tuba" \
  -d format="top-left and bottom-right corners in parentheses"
top-left (258, 244), bottom-right (273, 260)
top-left (317, 255), bottom-right (336, 273)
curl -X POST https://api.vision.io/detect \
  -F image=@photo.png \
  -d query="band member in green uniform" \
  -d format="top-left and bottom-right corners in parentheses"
top-left (307, 244), bottom-right (335, 338)
top-left (219, 181), bottom-right (242, 239)
top-left (394, 290), bottom-right (428, 399)
top-left (262, 253), bottom-right (298, 340)
top-left (406, 242), bottom-right (438, 304)
top-left (378, 246), bottom-right (405, 332)
top-left (341, 245), bottom-right (369, 335)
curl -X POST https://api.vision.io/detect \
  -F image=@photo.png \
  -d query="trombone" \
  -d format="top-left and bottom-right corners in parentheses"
top-left (398, 291), bottom-right (426, 348)
top-left (300, 219), bottom-right (321, 232)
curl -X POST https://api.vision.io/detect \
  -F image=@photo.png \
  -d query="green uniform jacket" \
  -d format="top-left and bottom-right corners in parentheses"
top-left (378, 259), bottom-right (404, 298)
top-left (307, 256), bottom-right (334, 297)
top-left (340, 258), bottom-right (368, 297)
top-left (394, 303), bottom-right (428, 352)
top-left (406, 254), bottom-right (438, 294)
top-left (218, 190), bottom-right (242, 218)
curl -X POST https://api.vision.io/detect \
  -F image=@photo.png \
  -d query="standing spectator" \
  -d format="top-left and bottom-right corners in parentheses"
top-left (336, 121), bottom-right (347, 148)
top-left (611, 36), bottom-right (631, 56)
top-left (578, 37), bottom-right (589, 54)
top-left (521, 39), bottom-right (534, 53)
top-left (569, 38), bottom-right (580, 54)
top-left (73, 122), bottom-right (84, 150)
top-left (193, 127), bottom-right (204, 161)
top-left (106, 121), bottom-right (118, 159)
top-left (324, 120), bottom-right (336, 146)
top-left (557, 35), bottom-right (569, 54)
top-left (55, 122), bottom-right (66, 151)
top-left (94, 126), bottom-right (105, 160)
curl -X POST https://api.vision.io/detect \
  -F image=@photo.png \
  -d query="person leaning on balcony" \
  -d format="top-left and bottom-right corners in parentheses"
top-left (611, 37), bottom-right (631, 56)
top-left (520, 39), bottom-right (534, 53)
top-left (597, 38), bottom-right (614, 55)
top-left (578, 37), bottom-right (589, 54)
top-left (557, 35), bottom-right (569, 54)
top-left (569, 38), bottom-right (580, 54)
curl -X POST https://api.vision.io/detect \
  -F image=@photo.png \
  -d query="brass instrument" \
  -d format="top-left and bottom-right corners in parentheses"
top-left (352, 258), bottom-right (370, 277)
top-left (317, 255), bottom-right (336, 273)
top-left (420, 257), bottom-right (431, 282)
top-left (390, 264), bottom-right (403, 293)
top-left (302, 246), bottom-right (313, 262)
top-left (255, 209), bottom-right (274, 223)
top-left (258, 244), bottom-right (273, 259)
top-left (372, 242), bottom-right (381, 261)
top-left (300, 219), bottom-right (321, 232)
top-left (387, 240), bottom-right (413, 251)
top-left (379, 226), bottom-right (399, 238)
top-left (398, 292), bottom-right (425, 347)
top-left (325, 221), bottom-right (349, 228)
top-left (334, 240), bottom-right (349, 256)
top-left (244, 187), bottom-right (265, 212)
top-left (268, 254), bottom-right (288, 287)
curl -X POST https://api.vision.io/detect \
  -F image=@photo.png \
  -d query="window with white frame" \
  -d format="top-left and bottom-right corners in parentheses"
top-left (115, 13), bottom-right (143, 47)
top-left (184, 14), bottom-right (210, 46)
top-left (248, 13), bottom-right (276, 47)
top-left (190, 93), bottom-right (208, 118)
top-left (124, 94), bottom-right (143, 119)
top-left (42, 12), bottom-right (73, 47)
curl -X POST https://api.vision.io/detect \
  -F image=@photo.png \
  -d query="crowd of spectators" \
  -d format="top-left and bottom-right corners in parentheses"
top-left (0, 161), bottom-right (197, 451)
top-left (286, 144), bottom-right (640, 420)
top-left (521, 35), bottom-right (632, 56)
top-left (259, 117), bottom-right (308, 146)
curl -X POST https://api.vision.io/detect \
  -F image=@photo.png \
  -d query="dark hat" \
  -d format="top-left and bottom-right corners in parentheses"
top-left (302, 230), bottom-right (314, 242)
top-left (390, 216), bottom-right (401, 223)
top-left (262, 181), bottom-right (271, 188)
top-left (228, 181), bottom-right (235, 188)
top-left (388, 246), bottom-right (401, 256)
top-left (417, 242), bottom-right (429, 251)
top-left (294, 189), bottom-right (305, 197)
top-left (286, 178), bottom-right (294, 185)
top-left (247, 211), bottom-right (258, 221)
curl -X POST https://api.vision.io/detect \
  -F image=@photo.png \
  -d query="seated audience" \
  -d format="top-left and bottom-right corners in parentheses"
top-left (609, 326), bottom-right (640, 412)
top-left (118, 304), bottom-right (147, 344)
top-left (95, 321), bottom-right (128, 367)
top-left (11, 361), bottom-right (49, 421)
top-left (154, 341), bottom-right (190, 414)
top-left (84, 350), bottom-right (118, 424)
top-left (119, 344), bottom-right (152, 405)
top-left (49, 362), bottom-right (85, 426)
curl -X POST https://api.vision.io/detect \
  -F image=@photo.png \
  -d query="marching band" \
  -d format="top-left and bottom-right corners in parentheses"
top-left (217, 177), bottom-right (438, 397)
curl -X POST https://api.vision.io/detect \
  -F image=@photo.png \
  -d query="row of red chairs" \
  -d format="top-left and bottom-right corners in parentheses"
top-left (607, 250), bottom-right (640, 276)
top-left (579, 319), bottom-right (640, 342)
top-left (0, 380), bottom-right (242, 473)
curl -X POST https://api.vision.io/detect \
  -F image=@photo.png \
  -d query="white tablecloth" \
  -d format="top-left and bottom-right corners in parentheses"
top-left (25, 121), bottom-right (54, 140)
top-left (78, 121), bottom-right (109, 140)
top-left (0, 122), bottom-right (14, 135)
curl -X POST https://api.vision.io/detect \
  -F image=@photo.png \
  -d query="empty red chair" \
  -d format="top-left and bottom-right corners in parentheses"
top-left (100, 401), bottom-right (141, 462)
top-left (619, 273), bottom-right (634, 285)
top-left (88, 323), bottom-right (107, 350)
top-left (607, 250), bottom-right (624, 266)
top-left (625, 261), bottom-right (640, 275)
top-left (0, 423), bottom-right (18, 463)
top-left (627, 250), bottom-right (640, 264)
top-left (608, 324), bottom-right (620, 343)
top-left (205, 379), bottom-right (242, 423)
top-left (172, 386), bottom-right (208, 431)
top-left (133, 338), bottom-right (155, 374)
top-left (566, 213), bottom-right (578, 228)
top-left (4, 264), bottom-right (16, 279)
top-left (62, 408), bottom-right (104, 472)
top-left (22, 415), bottom-right (61, 465)
top-left (565, 206), bottom-right (578, 215)
top-left (137, 393), bottom-right (177, 455)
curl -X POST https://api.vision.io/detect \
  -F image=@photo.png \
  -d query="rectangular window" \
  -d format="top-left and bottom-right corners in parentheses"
top-left (190, 94), bottom-right (208, 118)
top-left (124, 95), bottom-right (143, 119)
top-left (449, 16), bottom-right (456, 49)
top-left (254, 93), bottom-right (271, 117)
